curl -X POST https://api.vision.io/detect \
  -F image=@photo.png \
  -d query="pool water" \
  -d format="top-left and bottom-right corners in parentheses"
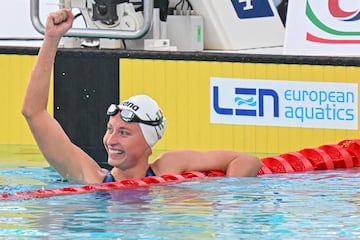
top-left (0, 146), bottom-right (360, 239)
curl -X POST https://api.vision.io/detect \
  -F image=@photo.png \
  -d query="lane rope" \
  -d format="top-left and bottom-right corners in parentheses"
top-left (1, 139), bottom-right (359, 201)
top-left (257, 138), bottom-right (360, 175)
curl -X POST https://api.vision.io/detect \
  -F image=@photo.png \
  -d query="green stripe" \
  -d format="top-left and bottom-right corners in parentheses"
top-left (306, 0), bottom-right (360, 36)
top-left (197, 25), bottom-right (202, 43)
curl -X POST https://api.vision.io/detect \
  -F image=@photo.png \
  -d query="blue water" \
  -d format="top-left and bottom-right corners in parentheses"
top-left (1, 146), bottom-right (360, 239)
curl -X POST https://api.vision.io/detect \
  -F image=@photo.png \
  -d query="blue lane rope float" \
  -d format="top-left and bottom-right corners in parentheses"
top-left (1, 139), bottom-right (359, 201)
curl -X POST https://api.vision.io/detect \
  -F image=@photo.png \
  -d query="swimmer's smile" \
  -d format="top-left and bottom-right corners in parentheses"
top-left (108, 148), bottom-right (125, 155)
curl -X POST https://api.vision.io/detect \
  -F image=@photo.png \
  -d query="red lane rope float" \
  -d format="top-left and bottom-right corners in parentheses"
top-left (299, 148), bottom-right (335, 170)
top-left (338, 139), bottom-right (360, 167)
top-left (319, 144), bottom-right (354, 169)
top-left (0, 170), bottom-right (224, 201)
top-left (280, 152), bottom-right (314, 172)
top-left (261, 156), bottom-right (295, 173)
top-left (257, 138), bottom-right (360, 175)
top-left (1, 139), bottom-right (359, 201)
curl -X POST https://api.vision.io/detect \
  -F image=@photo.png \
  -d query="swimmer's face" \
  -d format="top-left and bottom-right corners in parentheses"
top-left (103, 113), bottom-right (150, 168)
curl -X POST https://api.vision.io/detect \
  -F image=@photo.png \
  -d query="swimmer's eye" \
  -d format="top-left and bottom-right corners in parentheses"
top-left (118, 129), bottom-right (130, 137)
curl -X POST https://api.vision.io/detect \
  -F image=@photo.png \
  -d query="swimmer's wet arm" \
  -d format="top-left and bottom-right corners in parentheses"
top-left (194, 150), bottom-right (262, 177)
top-left (21, 9), bottom-right (102, 183)
top-left (153, 150), bottom-right (262, 177)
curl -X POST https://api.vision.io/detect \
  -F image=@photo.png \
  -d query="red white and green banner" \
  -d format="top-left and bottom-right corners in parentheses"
top-left (284, 0), bottom-right (360, 56)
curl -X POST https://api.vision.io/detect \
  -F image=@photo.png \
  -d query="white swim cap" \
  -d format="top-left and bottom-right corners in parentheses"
top-left (118, 95), bottom-right (166, 147)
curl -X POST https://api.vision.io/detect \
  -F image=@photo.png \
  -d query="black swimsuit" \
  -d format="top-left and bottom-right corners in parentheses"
top-left (103, 167), bottom-right (156, 183)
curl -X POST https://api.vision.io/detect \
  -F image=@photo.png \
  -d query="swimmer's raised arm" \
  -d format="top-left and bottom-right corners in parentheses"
top-left (22, 9), bottom-right (73, 118)
top-left (22, 9), bottom-right (104, 183)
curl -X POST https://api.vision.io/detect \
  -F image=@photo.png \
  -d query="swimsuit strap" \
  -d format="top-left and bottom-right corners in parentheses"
top-left (103, 167), bottom-right (156, 183)
top-left (146, 166), bottom-right (156, 176)
top-left (103, 171), bottom-right (115, 183)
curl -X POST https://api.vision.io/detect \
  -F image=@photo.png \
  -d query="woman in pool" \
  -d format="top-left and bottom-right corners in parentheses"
top-left (22, 9), bottom-right (262, 184)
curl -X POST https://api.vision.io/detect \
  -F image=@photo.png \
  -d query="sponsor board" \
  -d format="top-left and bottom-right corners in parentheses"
top-left (120, 59), bottom-right (359, 154)
top-left (210, 77), bottom-right (358, 130)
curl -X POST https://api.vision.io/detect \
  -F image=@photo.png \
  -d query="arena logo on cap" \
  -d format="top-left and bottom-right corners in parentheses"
top-left (210, 77), bottom-right (358, 130)
top-left (306, 0), bottom-right (360, 44)
top-left (121, 101), bottom-right (139, 111)
top-left (231, 0), bottom-right (274, 19)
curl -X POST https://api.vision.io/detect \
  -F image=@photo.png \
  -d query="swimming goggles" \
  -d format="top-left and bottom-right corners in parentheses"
top-left (107, 104), bottom-right (163, 126)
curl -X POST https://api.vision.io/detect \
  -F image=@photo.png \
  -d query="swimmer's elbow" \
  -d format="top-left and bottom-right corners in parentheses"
top-left (253, 156), bottom-right (263, 175)
top-left (243, 155), bottom-right (262, 177)
top-left (21, 104), bottom-right (31, 119)
top-left (227, 155), bottom-right (262, 177)
top-left (21, 105), bottom-right (35, 120)
top-left (21, 102), bottom-right (45, 120)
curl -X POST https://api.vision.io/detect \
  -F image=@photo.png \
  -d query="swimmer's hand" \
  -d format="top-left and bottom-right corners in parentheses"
top-left (45, 9), bottom-right (74, 38)
top-left (53, 10), bottom-right (69, 25)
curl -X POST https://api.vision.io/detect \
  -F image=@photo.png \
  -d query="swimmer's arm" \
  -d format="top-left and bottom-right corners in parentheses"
top-left (22, 9), bottom-right (73, 117)
top-left (25, 112), bottom-right (104, 183)
top-left (22, 10), bottom-right (104, 183)
top-left (152, 150), bottom-right (262, 177)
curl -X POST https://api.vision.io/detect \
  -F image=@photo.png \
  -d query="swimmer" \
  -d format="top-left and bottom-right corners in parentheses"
top-left (22, 9), bottom-right (262, 184)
